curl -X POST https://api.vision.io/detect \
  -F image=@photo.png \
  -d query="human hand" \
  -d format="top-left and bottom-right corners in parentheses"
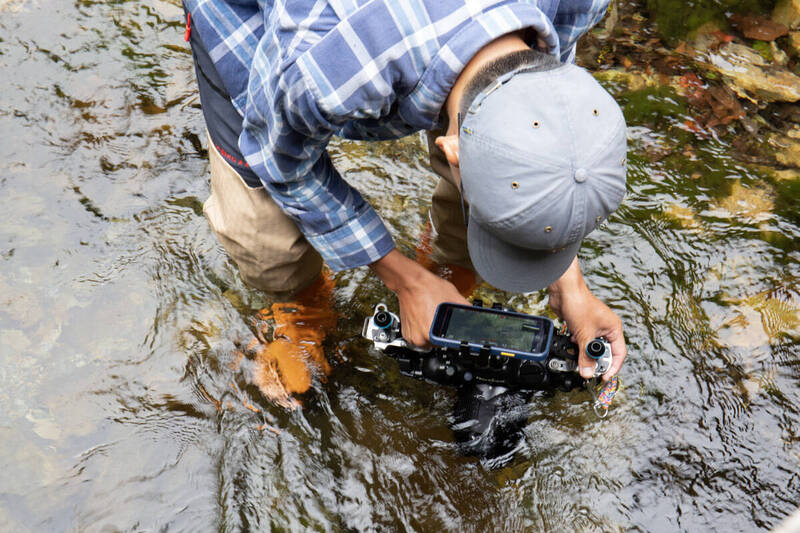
top-left (548, 258), bottom-right (627, 381)
top-left (370, 249), bottom-right (469, 348)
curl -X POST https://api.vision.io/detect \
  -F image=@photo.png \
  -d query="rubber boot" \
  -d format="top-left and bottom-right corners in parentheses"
top-left (248, 270), bottom-right (337, 408)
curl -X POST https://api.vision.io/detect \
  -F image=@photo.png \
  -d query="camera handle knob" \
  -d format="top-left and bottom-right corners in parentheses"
top-left (585, 337), bottom-right (612, 377)
top-left (373, 309), bottom-right (393, 329)
top-left (586, 339), bottom-right (606, 359)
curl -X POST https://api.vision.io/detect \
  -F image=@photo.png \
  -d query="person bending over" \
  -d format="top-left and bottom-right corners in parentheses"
top-left (183, 0), bottom-right (628, 384)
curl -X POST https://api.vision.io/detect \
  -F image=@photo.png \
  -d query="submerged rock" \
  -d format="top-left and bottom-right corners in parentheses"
top-left (771, 41), bottom-right (790, 66)
top-left (662, 202), bottom-right (704, 229)
top-left (769, 127), bottom-right (800, 168)
top-left (789, 31), bottom-right (800, 55)
top-left (730, 290), bottom-right (800, 341)
top-left (593, 69), bottom-right (663, 93)
top-left (773, 0), bottom-right (800, 30)
top-left (772, 168), bottom-right (800, 180)
top-left (687, 21), bottom-right (730, 53)
top-left (711, 180), bottom-right (775, 221)
top-left (730, 13), bottom-right (789, 41)
top-left (706, 42), bottom-right (800, 102)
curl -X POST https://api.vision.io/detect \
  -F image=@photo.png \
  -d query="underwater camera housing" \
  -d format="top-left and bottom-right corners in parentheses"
top-left (362, 300), bottom-right (612, 391)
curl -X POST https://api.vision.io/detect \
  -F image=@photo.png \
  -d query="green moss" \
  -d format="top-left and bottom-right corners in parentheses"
top-left (646, 0), bottom-right (778, 41)
top-left (616, 85), bottom-right (689, 134)
top-left (751, 40), bottom-right (774, 62)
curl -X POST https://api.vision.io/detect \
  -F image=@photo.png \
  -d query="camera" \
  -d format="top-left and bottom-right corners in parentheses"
top-left (363, 300), bottom-right (612, 391)
top-left (364, 301), bottom-right (618, 461)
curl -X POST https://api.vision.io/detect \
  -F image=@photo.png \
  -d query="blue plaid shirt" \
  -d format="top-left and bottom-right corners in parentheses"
top-left (185, 0), bottom-right (610, 271)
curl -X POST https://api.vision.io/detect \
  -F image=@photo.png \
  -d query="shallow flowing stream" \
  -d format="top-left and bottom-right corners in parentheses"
top-left (1, 0), bottom-right (799, 531)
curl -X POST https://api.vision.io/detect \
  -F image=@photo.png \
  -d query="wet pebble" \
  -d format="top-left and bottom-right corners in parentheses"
top-left (773, 0), bottom-right (800, 30)
top-left (789, 31), bottom-right (800, 56)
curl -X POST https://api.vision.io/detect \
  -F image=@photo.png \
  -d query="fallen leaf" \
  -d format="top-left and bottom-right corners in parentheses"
top-left (711, 30), bottom-right (735, 43)
top-left (705, 85), bottom-right (745, 125)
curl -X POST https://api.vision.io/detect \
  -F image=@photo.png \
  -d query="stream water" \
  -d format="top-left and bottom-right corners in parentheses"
top-left (1, 0), bottom-right (799, 531)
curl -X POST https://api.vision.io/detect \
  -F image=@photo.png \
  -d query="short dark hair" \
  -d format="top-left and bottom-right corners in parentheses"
top-left (459, 49), bottom-right (561, 121)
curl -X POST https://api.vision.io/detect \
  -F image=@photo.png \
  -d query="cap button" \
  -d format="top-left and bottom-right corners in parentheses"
top-left (574, 168), bottom-right (587, 183)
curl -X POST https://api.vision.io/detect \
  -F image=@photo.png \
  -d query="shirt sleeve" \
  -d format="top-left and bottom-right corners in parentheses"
top-left (239, 39), bottom-right (395, 272)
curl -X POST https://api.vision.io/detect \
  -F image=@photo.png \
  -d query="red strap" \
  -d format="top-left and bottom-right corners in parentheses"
top-left (184, 12), bottom-right (191, 42)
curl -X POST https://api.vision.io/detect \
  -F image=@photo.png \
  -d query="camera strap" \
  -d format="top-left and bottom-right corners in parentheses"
top-left (587, 376), bottom-right (619, 418)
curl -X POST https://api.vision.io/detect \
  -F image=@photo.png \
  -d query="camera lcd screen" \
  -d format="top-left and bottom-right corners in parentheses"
top-left (441, 306), bottom-right (548, 354)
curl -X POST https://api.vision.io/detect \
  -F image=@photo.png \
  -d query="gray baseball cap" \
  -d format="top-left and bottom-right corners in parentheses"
top-left (458, 62), bottom-right (627, 293)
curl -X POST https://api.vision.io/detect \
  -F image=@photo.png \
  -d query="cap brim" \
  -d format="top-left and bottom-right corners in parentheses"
top-left (467, 217), bottom-right (580, 293)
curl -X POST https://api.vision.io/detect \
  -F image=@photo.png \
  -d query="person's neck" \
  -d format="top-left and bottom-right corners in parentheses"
top-left (445, 31), bottom-right (530, 136)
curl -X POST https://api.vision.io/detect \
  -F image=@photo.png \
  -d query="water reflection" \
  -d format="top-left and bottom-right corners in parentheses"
top-left (1, 0), bottom-right (799, 530)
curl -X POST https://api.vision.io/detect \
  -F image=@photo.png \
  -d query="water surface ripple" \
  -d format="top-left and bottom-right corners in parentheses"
top-left (1, 0), bottom-right (798, 531)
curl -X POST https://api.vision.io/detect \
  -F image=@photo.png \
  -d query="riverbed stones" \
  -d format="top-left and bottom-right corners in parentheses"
top-left (712, 180), bottom-right (774, 221)
top-left (769, 127), bottom-right (800, 168)
top-left (662, 203), bottom-right (703, 229)
top-left (789, 31), bottom-right (800, 56)
top-left (592, 69), bottom-right (662, 93)
top-left (772, 168), bottom-right (800, 181)
top-left (773, 0), bottom-right (800, 30)
top-left (772, 41), bottom-right (790, 66)
top-left (688, 21), bottom-right (727, 53)
top-left (706, 42), bottom-right (800, 102)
